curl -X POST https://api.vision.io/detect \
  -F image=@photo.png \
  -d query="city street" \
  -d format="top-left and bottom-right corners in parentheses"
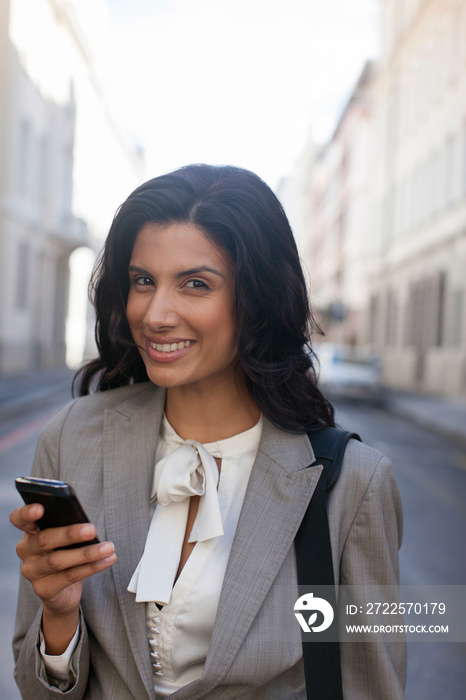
top-left (334, 400), bottom-right (466, 700)
top-left (1, 372), bottom-right (465, 699)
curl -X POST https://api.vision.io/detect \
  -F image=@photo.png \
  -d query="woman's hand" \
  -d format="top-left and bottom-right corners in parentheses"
top-left (10, 502), bottom-right (117, 654)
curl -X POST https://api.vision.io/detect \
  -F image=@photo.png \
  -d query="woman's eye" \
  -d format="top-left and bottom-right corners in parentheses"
top-left (185, 279), bottom-right (209, 290)
top-left (133, 276), bottom-right (153, 286)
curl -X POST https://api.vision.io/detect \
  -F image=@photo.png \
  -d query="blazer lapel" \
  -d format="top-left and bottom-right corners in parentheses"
top-left (103, 384), bottom-right (166, 700)
top-left (176, 420), bottom-right (323, 696)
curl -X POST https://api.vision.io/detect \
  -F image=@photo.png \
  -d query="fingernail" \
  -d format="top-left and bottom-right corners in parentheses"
top-left (99, 542), bottom-right (114, 555)
top-left (103, 554), bottom-right (117, 564)
top-left (80, 524), bottom-right (95, 537)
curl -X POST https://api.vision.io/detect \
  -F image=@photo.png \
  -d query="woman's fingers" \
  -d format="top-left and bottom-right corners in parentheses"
top-left (30, 546), bottom-right (117, 601)
top-left (16, 520), bottom-right (99, 559)
top-left (22, 540), bottom-right (116, 580)
top-left (13, 510), bottom-right (117, 586)
top-left (11, 503), bottom-right (117, 617)
top-left (33, 522), bottom-right (98, 552)
top-left (10, 503), bottom-right (44, 534)
top-left (10, 506), bottom-right (98, 549)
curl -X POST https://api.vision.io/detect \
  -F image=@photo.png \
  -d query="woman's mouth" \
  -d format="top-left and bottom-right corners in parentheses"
top-left (149, 340), bottom-right (193, 353)
top-left (145, 338), bottom-right (195, 363)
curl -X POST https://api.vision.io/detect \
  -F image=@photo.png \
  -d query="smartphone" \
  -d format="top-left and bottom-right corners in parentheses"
top-left (15, 476), bottom-right (100, 549)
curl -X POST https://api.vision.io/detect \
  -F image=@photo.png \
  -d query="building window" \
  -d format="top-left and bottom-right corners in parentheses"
top-left (463, 120), bottom-right (466, 196)
top-left (62, 146), bottom-right (73, 216)
top-left (18, 120), bottom-right (31, 192)
top-left (426, 151), bottom-right (435, 218)
top-left (405, 284), bottom-right (414, 347)
top-left (435, 271), bottom-right (446, 347)
top-left (37, 136), bottom-right (47, 201)
top-left (433, 149), bottom-right (442, 215)
top-left (15, 241), bottom-right (30, 309)
top-left (452, 290), bottom-right (463, 348)
top-left (445, 135), bottom-right (454, 206)
top-left (385, 290), bottom-right (398, 347)
top-left (406, 279), bottom-right (429, 350)
top-left (369, 295), bottom-right (379, 345)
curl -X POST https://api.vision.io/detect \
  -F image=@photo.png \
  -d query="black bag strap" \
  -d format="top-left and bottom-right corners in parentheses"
top-left (294, 427), bottom-right (361, 700)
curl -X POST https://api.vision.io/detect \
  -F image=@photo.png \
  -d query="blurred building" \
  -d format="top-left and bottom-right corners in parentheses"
top-left (368, 0), bottom-right (466, 397)
top-left (276, 133), bottom-right (316, 263)
top-left (283, 0), bottom-right (466, 399)
top-left (0, 0), bottom-right (144, 373)
top-left (278, 63), bottom-right (374, 347)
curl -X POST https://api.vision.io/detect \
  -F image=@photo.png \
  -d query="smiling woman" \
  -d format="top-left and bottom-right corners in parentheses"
top-left (126, 222), bottom-right (238, 396)
top-left (75, 164), bottom-right (334, 435)
top-left (11, 164), bottom-right (405, 700)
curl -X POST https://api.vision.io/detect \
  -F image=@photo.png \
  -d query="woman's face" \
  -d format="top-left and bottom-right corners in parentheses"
top-left (126, 222), bottom-right (238, 392)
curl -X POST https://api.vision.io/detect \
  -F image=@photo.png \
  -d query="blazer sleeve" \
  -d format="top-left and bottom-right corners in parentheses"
top-left (332, 443), bottom-right (407, 700)
top-left (12, 403), bottom-right (91, 700)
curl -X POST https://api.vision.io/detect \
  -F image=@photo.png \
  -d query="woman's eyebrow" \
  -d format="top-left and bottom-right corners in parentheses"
top-left (175, 266), bottom-right (225, 279)
top-left (128, 265), bottom-right (150, 275)
top-left (128, 264), bottom-right (225, 278)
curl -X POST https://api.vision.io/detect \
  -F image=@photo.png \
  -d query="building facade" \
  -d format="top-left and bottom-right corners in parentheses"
top-left (0, 0), bottom-right (144, 373)
top-left (278, 64), bottom-right (374, 348)
top-left (283, 0), bottom-right (466, 398)
top-left (367, 0), bottom-right (466, 397)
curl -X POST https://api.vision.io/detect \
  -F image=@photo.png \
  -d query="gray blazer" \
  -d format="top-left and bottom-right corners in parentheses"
top-left (13, 383), bottom-right (406, 699)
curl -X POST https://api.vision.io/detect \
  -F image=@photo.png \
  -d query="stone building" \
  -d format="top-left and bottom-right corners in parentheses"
top-left (281, 0), bottom-right (466, 398)
top-left (367, 0), bottom-right (466, 397)
top-left (278, 63), bottom-right (374, 347)
top-left (0, 0), bottom-right (144, 373)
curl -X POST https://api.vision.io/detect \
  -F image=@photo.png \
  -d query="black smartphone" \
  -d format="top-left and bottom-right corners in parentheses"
top-left (15, 476), bottom-right (100, 549)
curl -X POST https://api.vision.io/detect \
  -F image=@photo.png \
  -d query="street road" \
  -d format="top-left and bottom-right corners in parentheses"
top-left (0, 369), bottom-right (75, 700)
top-left (334, 399), bottom-right (466, 699)
top-left (0, 376), bottom-right (465, 699)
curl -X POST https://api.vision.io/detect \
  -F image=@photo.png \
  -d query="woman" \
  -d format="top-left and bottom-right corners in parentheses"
top-left (11, 164), bottom-right (406, 699)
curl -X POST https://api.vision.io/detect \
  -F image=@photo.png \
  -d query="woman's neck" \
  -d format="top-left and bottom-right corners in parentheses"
top-left (164, 370), bottom-right (260, 443)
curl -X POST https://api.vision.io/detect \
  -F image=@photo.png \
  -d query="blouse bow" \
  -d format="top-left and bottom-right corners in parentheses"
top-left (128, 440), bottom-right (224, 605)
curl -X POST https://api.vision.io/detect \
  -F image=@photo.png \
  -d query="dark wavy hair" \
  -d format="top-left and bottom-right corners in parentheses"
top-left (75, 164), bottom-right (334, 433)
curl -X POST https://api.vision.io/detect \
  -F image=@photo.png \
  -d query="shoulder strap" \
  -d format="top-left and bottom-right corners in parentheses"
top-left (309, 426), bottom-right (361, 491)
top-left (294, 427), bottom-right (361, 700)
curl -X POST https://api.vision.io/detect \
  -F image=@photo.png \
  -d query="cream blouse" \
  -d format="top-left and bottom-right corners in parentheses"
top-left (147, 414), bottom-right (263, 696)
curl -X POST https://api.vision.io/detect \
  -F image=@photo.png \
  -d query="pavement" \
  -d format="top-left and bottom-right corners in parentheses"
top-left (0, 366), bottom-right (465, 447)
top-left (0, 367), bottom-right (75, 428)
top-left (384, 389), bottom-right (466, 449)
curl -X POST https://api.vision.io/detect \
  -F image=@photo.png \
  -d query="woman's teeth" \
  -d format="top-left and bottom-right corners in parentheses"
top-left (149, 340), bottom-right (192, 353)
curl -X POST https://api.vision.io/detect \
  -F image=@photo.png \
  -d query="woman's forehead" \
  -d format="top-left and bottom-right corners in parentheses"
top-left (130, 221), bottom-right (233, 271)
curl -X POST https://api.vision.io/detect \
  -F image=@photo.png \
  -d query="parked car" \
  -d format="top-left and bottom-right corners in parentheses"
top-left (313, 343), bottom-right (384, 404)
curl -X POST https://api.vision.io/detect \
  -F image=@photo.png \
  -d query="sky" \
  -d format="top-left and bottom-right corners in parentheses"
top-left (105, 0), bottom-right (379, 189)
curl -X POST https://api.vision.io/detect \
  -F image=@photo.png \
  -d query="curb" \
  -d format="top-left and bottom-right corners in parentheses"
top-left (385, 400), bottom-right (466, 451)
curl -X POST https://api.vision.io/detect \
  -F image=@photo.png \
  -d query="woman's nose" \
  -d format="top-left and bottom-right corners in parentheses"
top-left (143, 290), bottom-right (179, 330)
